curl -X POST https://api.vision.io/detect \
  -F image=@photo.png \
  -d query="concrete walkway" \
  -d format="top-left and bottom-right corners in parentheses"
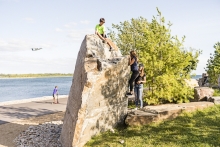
top-left (0, 97), bottom-right (68, 125)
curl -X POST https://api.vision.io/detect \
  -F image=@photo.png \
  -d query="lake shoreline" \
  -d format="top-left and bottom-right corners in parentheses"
top-left (0, 77), bottom-right (72, 103)
top-left (0, 95), bottom-right (68, 106)
top-left (0, 76), bottom-right (73, 79)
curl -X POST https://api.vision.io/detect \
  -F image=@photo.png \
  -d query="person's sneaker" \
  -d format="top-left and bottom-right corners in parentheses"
top-left (126, 92), bottom-right (133, 96)
top-left (134, 107), bottom-right (138, 110)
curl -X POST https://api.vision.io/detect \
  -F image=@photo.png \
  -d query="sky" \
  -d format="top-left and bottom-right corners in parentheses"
top-left (0, 0), bottom-right (219, 74)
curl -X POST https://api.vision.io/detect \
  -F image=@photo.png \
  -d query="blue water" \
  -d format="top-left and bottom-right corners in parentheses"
top-left (191, 75), bottom-right (202, 80)
top-left (0, 75), bottom-right (202, 102)
top-left (0, 77), bottom-right (73, 102)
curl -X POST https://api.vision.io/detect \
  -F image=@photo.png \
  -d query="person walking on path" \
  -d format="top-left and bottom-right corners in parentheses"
top-left (134, 64), bottom-right (146, 110)
top-left (52, 86), bottom-right (59, 104)
top-left (127, 50), bottom-right (139, 95)
top-left (95, 18), bottom-right (114, 51)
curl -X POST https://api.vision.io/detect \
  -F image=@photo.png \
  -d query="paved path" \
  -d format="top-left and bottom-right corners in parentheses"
top-left (0, 94), bottom-right (134, 125)
top-left (0, 98), bottom-right (68, 125)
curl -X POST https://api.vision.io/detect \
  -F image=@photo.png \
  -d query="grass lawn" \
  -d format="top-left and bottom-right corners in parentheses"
top-left (213, 89), bottom-right (220, 96)
top-left (85, 105), bottom-right (220, 147)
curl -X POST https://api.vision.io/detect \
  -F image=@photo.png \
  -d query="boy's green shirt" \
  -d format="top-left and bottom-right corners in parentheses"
top-left (95, 24), bottom-right (105, 34)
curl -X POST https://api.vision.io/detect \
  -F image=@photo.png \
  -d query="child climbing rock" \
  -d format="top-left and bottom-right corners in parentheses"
top-left (127, 50), bottom-right (139, 95)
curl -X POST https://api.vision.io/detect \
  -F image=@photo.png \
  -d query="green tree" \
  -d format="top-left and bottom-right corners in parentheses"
top-left (108, 8), bottom-right (201, 104)
top-left (205, 42), bottom-right (220, 84)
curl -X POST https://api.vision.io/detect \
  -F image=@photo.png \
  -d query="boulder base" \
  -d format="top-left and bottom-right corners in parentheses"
top-left (125, 102), bottom-right (214, 126)
top-left (208, 97), bottom-right (220, 104)
top-left (60, 34), bottom-right (130, 147)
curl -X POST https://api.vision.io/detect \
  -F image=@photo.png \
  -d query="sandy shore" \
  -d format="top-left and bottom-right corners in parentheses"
top-left (0, 95), bottom-right (68, 106)
top-left (0, 76), bottom-right (72, 79)
top-left (0, 111), bottom-right (65, 147)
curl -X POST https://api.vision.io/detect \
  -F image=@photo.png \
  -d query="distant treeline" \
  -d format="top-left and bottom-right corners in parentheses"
top-left (0, 73), bottom-right (73, 78)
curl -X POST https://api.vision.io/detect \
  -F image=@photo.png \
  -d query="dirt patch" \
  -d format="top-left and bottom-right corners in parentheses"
top-left (0, 111), bottom-right (65, 147)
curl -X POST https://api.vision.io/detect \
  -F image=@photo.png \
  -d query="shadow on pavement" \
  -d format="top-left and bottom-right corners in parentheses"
top-left (0, 106), bottom-right (57, 120)
top-left (33, 101), bottom-right (66, 105)
top-left (0, 120), bottom-right (9, 125)
top-left (33, 101), bottom-right (53, 104)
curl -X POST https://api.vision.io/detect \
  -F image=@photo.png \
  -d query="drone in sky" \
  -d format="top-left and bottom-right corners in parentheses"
top-left (31, 48), bottom-right (42, 51)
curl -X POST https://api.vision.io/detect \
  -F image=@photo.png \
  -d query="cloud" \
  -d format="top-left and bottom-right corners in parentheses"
top-left (192, 55), bottom-right (209, 74)
top-left (0, 53), bottom-right (76, 74)
top-left (0, 39), bottom-right (56, 52)
top-left (55, 21), bottom-right (94, 42)
top-left (67, 29), bottom-right (94, 41)
top-left (80, 20), bottom-right (90, 25)
top-left (55, 28), bottom-right (63, 32)
top-left (0, 39), bottom-right (28, 51)
top-left (64, 22), bottom-right (77, 28)
top-left (0, 55), bottom-right (73, 65)
top-left (1, 0), bottom-right (20, 2)
top-left (23, 17), bottom-right (35, 23)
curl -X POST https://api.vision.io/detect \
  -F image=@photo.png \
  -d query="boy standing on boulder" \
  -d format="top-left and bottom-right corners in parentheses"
top-left (95, 18), bottom-right (113, 51)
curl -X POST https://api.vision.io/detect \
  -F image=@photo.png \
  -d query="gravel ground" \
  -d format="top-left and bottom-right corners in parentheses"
top-left (14, 121), bottom-right (63, 147)
top-left (0, 112), bottom-right (64, 147)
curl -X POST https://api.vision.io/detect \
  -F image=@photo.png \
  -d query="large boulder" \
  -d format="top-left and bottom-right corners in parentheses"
top-left (60, 34), bottom-right (130, 147)
top-left (193, 87), bottom-right (214, 101)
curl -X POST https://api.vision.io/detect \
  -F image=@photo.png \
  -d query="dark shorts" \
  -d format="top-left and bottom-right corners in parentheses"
top-left (101, 34), bottom-right (107, 38)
